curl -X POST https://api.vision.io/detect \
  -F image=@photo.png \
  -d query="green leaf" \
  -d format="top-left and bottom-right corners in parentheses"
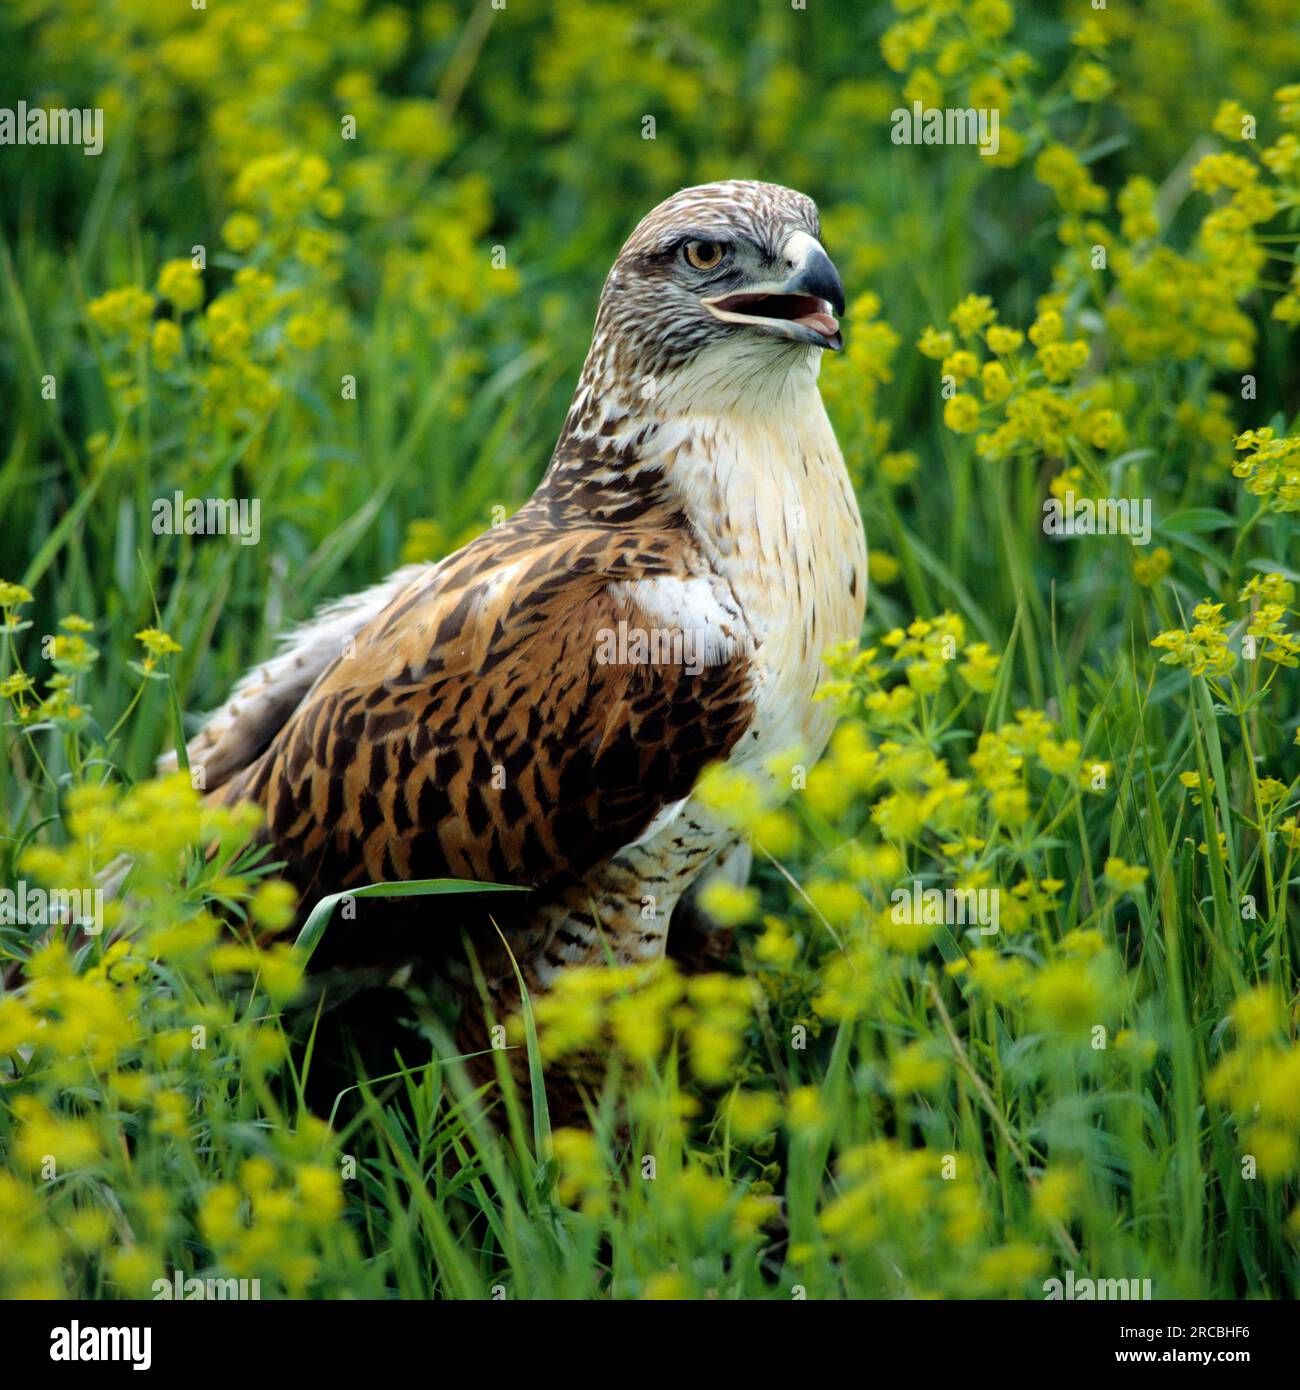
top-left (293, 878), bottom-right (528, 962)
top-left (1158, 508), bottom-right (1236, 534)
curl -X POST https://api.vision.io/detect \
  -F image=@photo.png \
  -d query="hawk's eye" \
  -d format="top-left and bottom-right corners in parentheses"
top-left (683, 239), bottom-right (726, 271)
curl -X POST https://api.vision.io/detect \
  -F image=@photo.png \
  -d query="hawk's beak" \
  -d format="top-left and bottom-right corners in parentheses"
top-left (701, 234), bottom-right (845, 351)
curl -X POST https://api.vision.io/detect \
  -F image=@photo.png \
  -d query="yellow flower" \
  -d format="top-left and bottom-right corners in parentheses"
top-left (156, 259), bottom-right (203, 313)
top-left (981, 360), bottom-right (1012, 404)
top-left (1028, 309), bottom-right (1064, 346)
top-left (1036, 339), bottom-right (1089, 383)
top-left (688, 1021), bottom-right (744, 1085)
top-left (694, 762), bottom-right (765, 831)
top-left (941, 349), bottom-right (980, 384)
top-left (1117, 176), bottom-right (1159, 242)
top-left (879, 450), bottom-right (919, 485)
top-left (135, 627), bottom-right (182, 657)
top-left (868, 550), bottom-right (900, 586)
top-left (296, 1164), bottom-right (343, 1225)
top-left (786, 1085), bottom-right (828, 1132)
top-left (1103, 857), bottom-right (1148, 893)
top-left (150, 319), bottom-right (182, 370)
top-left (1256, 1051), bottom-right (1300, 1125)
top-left (88, 286), bottom-right (155, 343)
top-left (986, 325), bottom-right (1024, 355)
top-left (949, 293), bottom-right (997, 337)
top-left (1242, 1126), bottom-right (1297, 1181)
top-left (1152, 600), bottom-right (1237, 678)
top-left (1037, 738), bottom-right (1082, 778)
top-left (286, 314), bottom-right (324, 351)
top-left (957, 642), bottom-right (999, 692)
top-left (967, 0), bottom-right (1013, 40)
top-left (1071, 17), bottom-right (1110, 48)
top-left (0, 995), bottom-right (37, 1055)
top-left (1116, 1030), bottom-right (1158, 1067)
top-left (874, 902), bottom-right (938, 954)
top-left (918, 326), bottom-right (955, 359)
top-left (903, 67), bottom-right (943, 113)
top-left (13, 1097), bottom-right (102, 1173)
top-left (1132, 546), bottom-right (1171, 587)
top-left (969, 75), bottom-right (1011, 113)
top-left (943, 393), bottom-right (981, 433)
top-left (1070, 62), bottom-right (1114, 103)
top-left (1029, 961), bottom-right (1105, 1036)
top-left (1232, 986), bottom-right (1284, 1043)
top-left (250, 879), bottom-right (297, 930)
top-left (805, 877), bottom-right (863, 927)
top-left (642, 1272), bottom-right (689, 1300)
top-left (221, 212), bottom-right (262, 252)
top-left (1032, 1167), bottom-right (1080, 1224)
top-left (983, 126), bottom-right (1026, 169)
top-left (1240, 572), bottom-right (1296, 606)
top-left (696, 878), bottom-right (759, 927)
top-left (1212, 100), bottom-right (1253, 143)
top-left (888, 1042), bottom-right (947, 1095)
top-left (0, 580), bottom-right (34, 607)
top-left (199, 1183), bottom-right (244, 1248)
top-left (722, 1090), bottom-right (781, 1142)
top-left (1191, 152), bottom-right (1259, 195)
top-left (1034, 145), bottom-right (1107, 214)
top-left (751, 809), bottom-right (799, 857)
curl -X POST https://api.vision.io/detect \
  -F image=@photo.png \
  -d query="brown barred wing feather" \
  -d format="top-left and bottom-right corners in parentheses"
top-left (218, 518), bottom-right (754, 916)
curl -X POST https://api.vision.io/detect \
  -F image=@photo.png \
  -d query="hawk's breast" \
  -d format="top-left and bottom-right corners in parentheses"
top-left (671, 388), bottom-right (867, 776)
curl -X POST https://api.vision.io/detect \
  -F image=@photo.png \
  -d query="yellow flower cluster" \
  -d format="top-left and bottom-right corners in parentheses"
top-left (879, 0), bottom-right (1028, 169)
top-left (817, 1137), bottom-right (1023, 1290)
top-left (529, 960), bottom-right (755, 1088)
top-left (1207, 987), bottom-right (1300, 1181)
top-left (818, 612), bottom-right (1001, 737)
top-left (188, 1153), bottom-right (343, 1294)
top-left (924, 292), bottom-right (1126, 464)
top-left (1151, 601), bottom-right (1237, 679)
top-left (1109, 90), bottom-right (1300, 368)
top-left (1153, 579), bottom-right (1300, 682)
top-left (0, 748), bottom-right (353, 1297)
top-left (1231, 428), bottom-right (1300, 512)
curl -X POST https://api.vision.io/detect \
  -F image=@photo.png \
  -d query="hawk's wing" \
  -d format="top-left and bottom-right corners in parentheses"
top-left (217, 515), bottom-right (755, 905)
top-left (161, 564), bottom-right (431, 790)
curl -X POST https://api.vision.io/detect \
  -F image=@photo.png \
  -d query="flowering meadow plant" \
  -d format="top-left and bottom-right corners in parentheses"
top-left (2, 0), bottom-right (1299, 1303)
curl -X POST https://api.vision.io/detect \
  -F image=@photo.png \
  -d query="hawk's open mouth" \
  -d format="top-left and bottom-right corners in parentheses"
top-left (702, 291), bottom-right (842, 349)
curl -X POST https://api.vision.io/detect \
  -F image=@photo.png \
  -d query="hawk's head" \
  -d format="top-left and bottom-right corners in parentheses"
top-left (591, 180), bottom-right (845, 391)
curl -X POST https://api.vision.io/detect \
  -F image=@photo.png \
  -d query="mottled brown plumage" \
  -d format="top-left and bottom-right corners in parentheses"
top-left (176, 180), bottom-right (867, 1116)
top-left (218, 508), bottom-right (751, 901)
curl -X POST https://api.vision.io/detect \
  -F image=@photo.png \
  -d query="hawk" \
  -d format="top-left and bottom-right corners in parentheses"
top-left (178, 180), bottom-right (867, 1107)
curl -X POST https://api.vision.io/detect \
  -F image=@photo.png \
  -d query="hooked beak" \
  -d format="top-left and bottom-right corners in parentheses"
top-left (701, 234), bottom-right (846, 351)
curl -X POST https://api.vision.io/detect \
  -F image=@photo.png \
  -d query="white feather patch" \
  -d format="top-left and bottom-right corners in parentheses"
top-left (606, 575), bottom-right (744, 669)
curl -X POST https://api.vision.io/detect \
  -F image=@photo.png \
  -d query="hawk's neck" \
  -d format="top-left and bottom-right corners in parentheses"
top-left (537, 340), bottom-right (832, 530)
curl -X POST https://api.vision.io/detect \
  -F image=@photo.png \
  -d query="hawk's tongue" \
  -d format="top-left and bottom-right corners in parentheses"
top-left (802, 310), bottom-right (839, 338)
